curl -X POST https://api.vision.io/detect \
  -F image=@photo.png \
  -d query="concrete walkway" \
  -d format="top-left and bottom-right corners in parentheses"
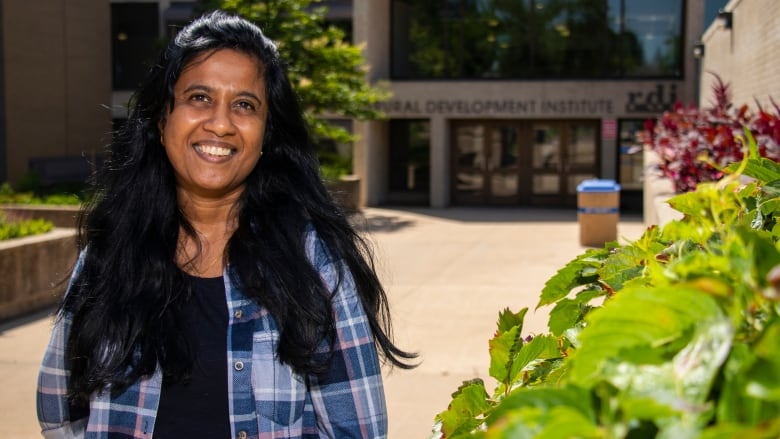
top-left (0, 207), bottom-right (648, 438)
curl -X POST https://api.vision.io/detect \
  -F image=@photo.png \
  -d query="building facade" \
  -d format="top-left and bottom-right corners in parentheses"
top-left (0, 0), bottom-right (111, 185)
top-left (3, 0), bottom-right (774, 214)
top-left (353, 0), bottom-right (709, 211)
top-left (698, 0), bottom-right (780, 111)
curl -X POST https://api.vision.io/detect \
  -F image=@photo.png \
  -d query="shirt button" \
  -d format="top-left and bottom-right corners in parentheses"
top-left (237, 431), bottom-right (247, 439)
top-left (234, 361), bottom-right (244, 371)
top-left (234, 309), bottom-right (243, 319)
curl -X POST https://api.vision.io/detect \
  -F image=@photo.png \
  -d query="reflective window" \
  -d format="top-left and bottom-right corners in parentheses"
top-left (111, 3), bottom-right (159, 90)
top-left (391, 0), bottom-right (683, 79)
top-left (617, 119), bottom-right (646, 191)
top-left (388, 120), bottom-right (431, 193)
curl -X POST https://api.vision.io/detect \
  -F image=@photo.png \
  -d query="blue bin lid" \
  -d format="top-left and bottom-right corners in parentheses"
top-left (577, 179), bottom-right (620, 192)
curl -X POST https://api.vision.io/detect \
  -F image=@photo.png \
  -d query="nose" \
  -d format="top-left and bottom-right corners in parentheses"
top-left (203, 103), bottom-right (236, 137)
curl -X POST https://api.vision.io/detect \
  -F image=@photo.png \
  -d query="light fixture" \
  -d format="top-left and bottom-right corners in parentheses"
top-left (693, 42), bottom-right (705, 59)
top-left (717, 9), bottom-right (733, 30)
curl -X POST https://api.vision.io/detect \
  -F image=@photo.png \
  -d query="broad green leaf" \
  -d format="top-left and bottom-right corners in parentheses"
top-left (489, 325), bottom-right (521, 384)
top-left (745, 320), bottom-right (780, 402)
top-left (484, 405), bottom-right (600, 439)
top-left (485, 385), bottom-right (595, 428)
top-left (667, 190), bottom-right (710, 218)
top-left (508, 335), bottom-right (561, 385)
top-left (734, 157), bottom-right (780, 183)
top-left (547, 289), bottom-right (601, 335)
top-left (548, 299), bottom-right (580, 336)
top-left (436, 379), bottom-right (491, 437)
top-left (570, 285), bottom-right (725, 384)
top-left (537, 250), bottom-right (607, 308)
top-left (700, 416), bottom-right (780, 439)
top-left (621, 396), bottom-right (677, 419)
top-left (735, 226), bottom-right (780, 287)
top-left (496, 307), bottom-right (527, 335)
top-left (761, 180), bottom-right (780, 197)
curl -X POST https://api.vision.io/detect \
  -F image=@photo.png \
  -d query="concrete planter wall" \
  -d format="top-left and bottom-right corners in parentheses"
top-left (643, 150), bottom-right (684, 228)
top-left (1, 204), bottom-right (80, 228)
top-left (0, 229), bottom-right (77, 322)
top-left (326, 175), bottom-right (361, 213)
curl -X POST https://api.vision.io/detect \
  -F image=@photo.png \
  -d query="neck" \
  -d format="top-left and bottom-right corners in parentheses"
top-left (175, 188), bottom-right (241, 277)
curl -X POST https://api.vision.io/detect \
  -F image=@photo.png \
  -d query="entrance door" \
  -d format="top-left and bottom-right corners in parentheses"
top-left (452, 122), bottom-right (521, 205)
top-left (452, 120), bottom-right (599, 207)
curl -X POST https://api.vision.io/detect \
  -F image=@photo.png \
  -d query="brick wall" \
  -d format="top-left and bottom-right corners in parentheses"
top-left (699, 0), bottom-right (780, 110)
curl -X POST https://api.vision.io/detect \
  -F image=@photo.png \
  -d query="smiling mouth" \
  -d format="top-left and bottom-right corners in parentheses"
top-left (194, 144), bottom-right (234, 157)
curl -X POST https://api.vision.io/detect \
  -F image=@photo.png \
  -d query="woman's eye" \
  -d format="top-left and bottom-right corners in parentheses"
top-left (235, 101), bottom-right (256, 112)
top-left (189, 94), bottom-right (209, 103)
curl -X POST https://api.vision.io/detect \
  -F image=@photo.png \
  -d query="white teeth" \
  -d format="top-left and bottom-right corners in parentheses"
top-left (195, 144), bottom-right (232, 157)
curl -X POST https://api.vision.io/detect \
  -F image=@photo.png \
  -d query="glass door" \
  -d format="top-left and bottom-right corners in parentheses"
top-left (452, 123), bottom-right (487, 204)
top-left (488, 125), bottom-right (520, 204)
top-left (566, 122), bottom-right (599, 204)
top-left (452, 120), bottom-right (599, 207)
top-left (452, 122), bottom-right (521, 205)
top-left (529, 122), bottom-right (563, 206)
top-left (528, 121), bottom-right (598, 206)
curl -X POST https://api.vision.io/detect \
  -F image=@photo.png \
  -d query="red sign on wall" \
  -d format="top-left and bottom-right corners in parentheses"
top-left (602, 118), bottom-right (617, 140)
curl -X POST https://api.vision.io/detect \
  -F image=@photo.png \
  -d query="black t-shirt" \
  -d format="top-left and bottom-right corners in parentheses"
top-left (154, 274), bottom-right (230, 438)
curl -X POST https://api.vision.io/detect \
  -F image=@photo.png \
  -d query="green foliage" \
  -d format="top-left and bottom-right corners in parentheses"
top-left (198, 0), bottom-right (389, 145)
top-left (0, 212), bottom-right (54, 240)
top-left (0, 182), bottom-right (82, 206)
top-left (431, 132), bottom-right (780, 438)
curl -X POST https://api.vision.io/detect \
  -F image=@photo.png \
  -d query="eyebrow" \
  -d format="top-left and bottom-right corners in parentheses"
top-left (181, 84), bottom-right (263, 104)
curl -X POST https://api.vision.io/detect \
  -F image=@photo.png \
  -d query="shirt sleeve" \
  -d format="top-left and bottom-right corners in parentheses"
top-left (36, 252), bottom-right (87, 439)
top-left (305, 230), bottom-right (388, 439)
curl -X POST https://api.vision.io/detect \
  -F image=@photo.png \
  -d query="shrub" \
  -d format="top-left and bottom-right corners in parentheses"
top-left (430, 131), bottom-right (780, 438)
top-left (0, 182), bottom-right (82, 205)
top-left (642, 73), bottom-right (780, 193)
top-left (0, 212), bottom-right (54, 240)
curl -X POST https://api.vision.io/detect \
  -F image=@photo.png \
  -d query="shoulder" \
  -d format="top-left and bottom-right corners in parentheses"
top-left (303, 223), bottom-right (336, 270)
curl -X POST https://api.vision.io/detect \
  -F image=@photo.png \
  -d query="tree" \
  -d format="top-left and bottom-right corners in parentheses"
top-left (198, 0), bottom-right (388, 156)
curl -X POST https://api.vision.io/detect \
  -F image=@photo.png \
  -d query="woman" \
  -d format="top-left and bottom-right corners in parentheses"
top-left (37, 10), bottom-right (415, 439)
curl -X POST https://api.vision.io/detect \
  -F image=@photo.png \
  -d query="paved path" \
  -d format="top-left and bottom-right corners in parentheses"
top-left (0, 207), bottom-right (648, 438)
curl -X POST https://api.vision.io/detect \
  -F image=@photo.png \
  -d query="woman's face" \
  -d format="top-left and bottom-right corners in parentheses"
top-left (161, 49), bottom-right (268, 200)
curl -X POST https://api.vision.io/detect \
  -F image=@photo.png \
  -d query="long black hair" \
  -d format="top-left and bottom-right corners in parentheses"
top-left (63, 10), bottom-right (415, 402)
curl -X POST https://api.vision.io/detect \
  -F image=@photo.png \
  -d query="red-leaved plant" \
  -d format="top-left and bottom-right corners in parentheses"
top-left (641, 73), bottom-right (780, 193)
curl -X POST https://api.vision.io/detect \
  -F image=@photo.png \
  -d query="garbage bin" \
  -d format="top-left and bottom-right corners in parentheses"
top-left (576, 179), bottom-right (620, 247)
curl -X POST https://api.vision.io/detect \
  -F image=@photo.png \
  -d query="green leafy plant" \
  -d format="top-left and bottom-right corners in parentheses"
top-left (430, 130), bottom-right (780, 438)
top-left (0, 212), bottom-right (54, 240)
top-left (199, 0), bottom-right (389, 145)
top-left (0, 183), bottom-right (82, 205)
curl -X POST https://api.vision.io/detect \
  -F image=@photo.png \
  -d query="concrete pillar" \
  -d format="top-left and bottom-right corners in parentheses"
top-left (684, 0), bottom-right (705, 106)
top-left (601, 135), bottom-right (617, 181)
top-left (353, 120), bottom-right (388, 207)
top-left (353, 0), bottom-right (390, 206)
top-left (430, 116), bottom-right (449, 208)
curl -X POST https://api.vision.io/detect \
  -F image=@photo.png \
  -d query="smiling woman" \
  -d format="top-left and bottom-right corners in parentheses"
top-left (36, 10), bottom-right (416, 439)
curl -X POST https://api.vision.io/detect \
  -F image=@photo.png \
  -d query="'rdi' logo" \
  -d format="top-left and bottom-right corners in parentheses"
top-left (625, 84), bottom-right (677, 113)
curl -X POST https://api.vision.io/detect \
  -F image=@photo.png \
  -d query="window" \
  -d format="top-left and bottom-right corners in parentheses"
top-left (391, 0), bottom-right (683, 79)
top-left (613, 0), bottom-right (683, 77)
top-left (111, 3), bottom-right (159, 90)
top-left (388, 120), bottom-right (430, 203)
top-left (617, 119), bottom-right (646, 192)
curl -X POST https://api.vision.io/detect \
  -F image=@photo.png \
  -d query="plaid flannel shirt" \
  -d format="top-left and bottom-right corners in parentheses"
top-left (37, 227), bottom-right (388, 439)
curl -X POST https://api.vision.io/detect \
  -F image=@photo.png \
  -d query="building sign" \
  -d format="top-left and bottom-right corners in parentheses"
top-left (376, 98), bottom-right (614, 116)
top-left (625, 84), bottom-right (677, 113)
top-left (602, 119), bottom-right (617, 140)
top-left (376, 83), bottom-right (679, 117)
